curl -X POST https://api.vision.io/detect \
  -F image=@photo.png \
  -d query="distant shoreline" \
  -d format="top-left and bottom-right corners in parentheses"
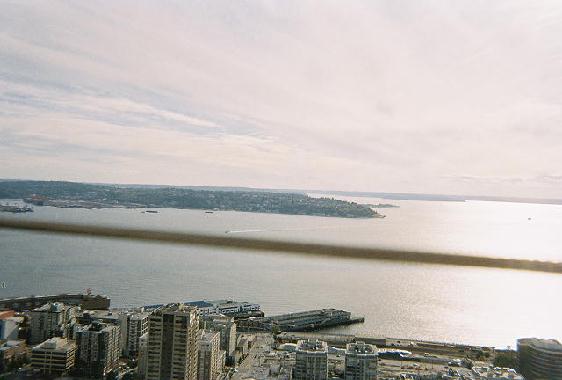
top-left (0, 180), bottom-right (379, 219)
top-left (2, 178), bottom-right (561, 206)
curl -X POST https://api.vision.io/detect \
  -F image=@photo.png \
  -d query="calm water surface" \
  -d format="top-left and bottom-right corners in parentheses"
top-left (1, 197), bottom-right (561, 347)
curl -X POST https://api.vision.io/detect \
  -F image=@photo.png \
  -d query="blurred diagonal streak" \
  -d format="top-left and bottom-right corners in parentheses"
top-left (1, 218), bottom-right (561, 274)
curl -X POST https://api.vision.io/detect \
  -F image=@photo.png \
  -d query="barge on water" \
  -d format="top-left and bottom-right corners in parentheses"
top-left (237, 308), bottom-right (364, 332)
top-left (0, 204), bottom-right (33, 213)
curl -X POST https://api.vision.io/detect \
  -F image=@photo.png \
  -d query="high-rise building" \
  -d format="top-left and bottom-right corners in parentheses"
top-left (205, 315), bottom-right (236, 365)
top-left (31, 337), bottom-right (76, 376)
top-left (294, 339), bottom-right (328, 380)
top-left (78, 310), bottom-right (128, 355)
top-left (126, 311), bottom-right (150, 357)
top-left (137, 332), bottom-right (149, 379)
top-left (517, 338), bottom-right (562, 380)
top-left (198, 331), bottom-right (223, 380)
top-left (344, 341), bottom-right (378, 380)
top-left (30, 302), bottom-right (77, 344)
top-left (75, 321), bottom-right (120, 379)
top-left (146, 304), bottom-right (199, 380)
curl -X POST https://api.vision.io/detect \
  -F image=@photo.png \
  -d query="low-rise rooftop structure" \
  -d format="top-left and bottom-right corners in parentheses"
top-left (472, 366), bottom-right (524, 380)
top-left (31, 337), bottom-right (76, 376)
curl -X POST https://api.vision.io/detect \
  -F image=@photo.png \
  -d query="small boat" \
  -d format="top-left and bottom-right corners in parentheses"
top-left (144, 210), bottom-right (159, 214)
top-left (205, 211), bottom-right (214, 214)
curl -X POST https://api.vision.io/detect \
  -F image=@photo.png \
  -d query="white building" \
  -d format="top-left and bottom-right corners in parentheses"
top-left (137, 332), bottom-right (148, 379)
top-left (187, 300), bottom-right (260, 316)
top-left (344, 341), bottom-right (378, 380)
top-left (294, 339), bottom-right (328, 380)
top-left (126, 311), bottom-right (150, 357)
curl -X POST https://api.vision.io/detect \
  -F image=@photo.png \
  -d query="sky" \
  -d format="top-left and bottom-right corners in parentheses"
top-left (1, 1), bottom-right (562, 199)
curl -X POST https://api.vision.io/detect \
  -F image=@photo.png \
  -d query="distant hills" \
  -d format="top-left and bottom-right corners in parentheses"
top-left (1, 179), bottom-right (560, 207)
top-left (0, 180), bottom-right (377, 219)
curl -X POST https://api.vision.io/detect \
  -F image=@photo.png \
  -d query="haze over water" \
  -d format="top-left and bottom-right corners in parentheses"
top-left (1, 196), bottom-right (561, 348)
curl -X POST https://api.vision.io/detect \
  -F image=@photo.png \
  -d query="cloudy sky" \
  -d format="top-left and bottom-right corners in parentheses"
top-left (1, 1), bottom-right (561, 198)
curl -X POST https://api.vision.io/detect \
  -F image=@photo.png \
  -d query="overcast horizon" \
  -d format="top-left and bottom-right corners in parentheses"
top-left (2, 1), bottom-right (562, 199)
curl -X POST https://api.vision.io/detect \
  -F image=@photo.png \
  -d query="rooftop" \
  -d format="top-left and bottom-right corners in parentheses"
top-left (151, 303), bottom-right (198, 316)
top-left (297, 339), bottom-right (328, 353)
top-left (346, 341), bottom-right (378, 355)
top-left (0, 340), bottom-right (25, 351)
top-left (33, 337), bottom-right (75, 352)
top-left (33, 302), bottom-right (67, 312)
top-left (518, 338), bottom-right (562, 352)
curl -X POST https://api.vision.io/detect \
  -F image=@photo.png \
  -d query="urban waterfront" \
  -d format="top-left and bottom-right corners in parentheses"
top-left (1, 197), bottom-right (562, 348)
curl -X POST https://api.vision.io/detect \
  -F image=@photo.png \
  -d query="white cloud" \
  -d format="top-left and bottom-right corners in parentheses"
top-left (1, 0), bottom-right (562, 198)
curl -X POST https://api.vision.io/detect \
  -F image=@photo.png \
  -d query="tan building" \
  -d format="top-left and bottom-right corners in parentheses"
top-left (294, 339), bottom-right (328, 380)
top-left (146, 304), bottom-right (199, 380)
top-left (205, 315), bottom-right (236, 365)
top-left (31, 337), bottom-right (76, 376)
top-left (198, 331), bottom-right (223, 380)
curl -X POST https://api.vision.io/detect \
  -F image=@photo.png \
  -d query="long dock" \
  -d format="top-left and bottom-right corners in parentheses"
top-left (0, 293), bottom-right (110, 311)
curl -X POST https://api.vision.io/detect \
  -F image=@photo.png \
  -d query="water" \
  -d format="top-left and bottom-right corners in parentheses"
top-left (1, 197), bottom-right (561, 348)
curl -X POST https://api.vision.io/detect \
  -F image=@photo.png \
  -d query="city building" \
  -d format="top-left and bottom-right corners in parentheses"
top-left (126, 311), bottom-right (150, 357)
top-left (29, 302), bottom-right (77, 344)
top-left (31, 337), bottom-right (76, 376)
top-left (186, 300), bottom-right (261, 316)
top-left (344, 341), bottom-right (378, 380)
top-left (517, 338), bottom-right (562, 380)
top-left (78, 310), bottom-right (128, 354)
top-left (75, 321), bottom-right (120, 378)
top-left (0, 340), bottom-right (27, 373)
top-left (471, 366), bottom-right (524, 380)
top-left (198, 331), bottom-right (223, 380)
top-left (146, 303), bottom-right (200, 380)
top-left (137, 332), bottom-right (149, 379)
top-left (205, 315), bottom-right (237, 365)
top-left (0, 317), bottom-right (19, 340)
top-left (294, 339), bottom-right (328, 380)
